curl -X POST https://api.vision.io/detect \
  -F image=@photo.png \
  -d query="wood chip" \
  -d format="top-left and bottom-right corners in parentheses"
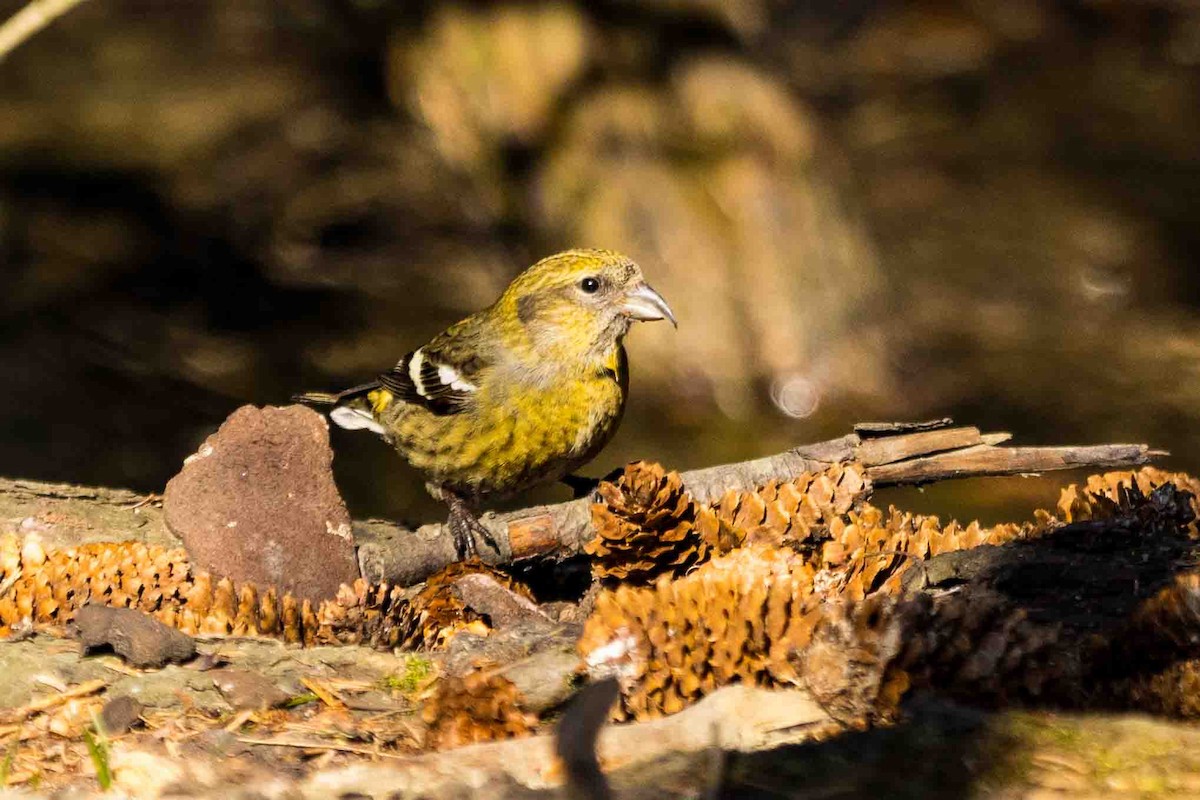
top-left (301, 678), bottom-right (346, 710)
top-left (222, 709), bottom-right (255, 733)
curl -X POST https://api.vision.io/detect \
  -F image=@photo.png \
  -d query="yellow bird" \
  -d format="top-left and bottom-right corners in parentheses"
top-left (295, 249), bottom-right (676, 557)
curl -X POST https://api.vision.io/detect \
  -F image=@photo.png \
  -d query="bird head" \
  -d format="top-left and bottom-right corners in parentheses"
top-left (499, 249), bottom-right (675, 363)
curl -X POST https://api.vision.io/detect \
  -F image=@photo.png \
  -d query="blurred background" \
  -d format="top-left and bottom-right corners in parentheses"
top-left (1, 0), bottom-right (1198, 526)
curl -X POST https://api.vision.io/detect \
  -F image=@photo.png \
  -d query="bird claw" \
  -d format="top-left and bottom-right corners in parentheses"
top-left (447, 502), bottom-right (498, 560)
top-left (448, 512), bottom-right (477, 559)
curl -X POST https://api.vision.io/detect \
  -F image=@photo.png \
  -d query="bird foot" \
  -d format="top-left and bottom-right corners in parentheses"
top-left (446, 498), bottom-right (498, 560)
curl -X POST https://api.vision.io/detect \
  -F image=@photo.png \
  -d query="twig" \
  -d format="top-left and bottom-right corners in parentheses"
top-left (556, 678), bottom-right (620, 800)
top-left (702, 720), bottom-right (728, 800)
top-left (236, 736), bottom-right (407, 759)
top-left (122, 493), bottom-right (161, 511)
top-left (0, 0), bottom-right (92, 63)
top-left (0, 418), bottom-right (1163, 591)
top-left (222, 709), bottom-right (254, 733)
top-left (301, 678), bottom-right (346, 710)
top-left (98, 659), bottom-right (141, 677)
top-left (0, 568), bottom-right (22, 599)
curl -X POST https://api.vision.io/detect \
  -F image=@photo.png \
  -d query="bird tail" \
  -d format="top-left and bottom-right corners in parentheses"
top-left (292, 382), bottom-right (387, 435)
top-left (291, 381), bottom-right (381, 407)
top-left (291, 391), bottom-right (341, 406)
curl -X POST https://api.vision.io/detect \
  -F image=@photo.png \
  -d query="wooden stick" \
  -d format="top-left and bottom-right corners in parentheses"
top-left (222, 709), bottom-right (255, 734)
top-left (867, 442), bottom-right (1162, 485)
top-left (354, 421), bottom-right (1159, 586)
top-left (301, 678), bottom-right (346, 710)
top-left (235, 737), bottom-right (407, 759)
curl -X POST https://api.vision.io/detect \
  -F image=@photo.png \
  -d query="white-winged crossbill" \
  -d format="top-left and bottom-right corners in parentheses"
top-left (295, 249), bottom-right (676, 557)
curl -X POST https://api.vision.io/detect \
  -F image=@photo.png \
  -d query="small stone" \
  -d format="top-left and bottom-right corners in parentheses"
top-left (212, 669), bottom-right (290, 711)
top-left (99, 695), bottom-right (145, 735)
top-left (75, 606), bottom-right (196, 668)
top-left (163, 405), bottom-right (359, 602)
top-left (192, 650), bottom-right (230, 672)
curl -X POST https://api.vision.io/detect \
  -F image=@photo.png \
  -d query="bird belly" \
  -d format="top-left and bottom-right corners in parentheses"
top-left (381, 377), bottom-right (624, 501)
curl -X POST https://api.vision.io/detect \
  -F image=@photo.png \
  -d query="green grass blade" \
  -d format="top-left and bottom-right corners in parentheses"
top-left (83, 728), bottom-right (112, 791)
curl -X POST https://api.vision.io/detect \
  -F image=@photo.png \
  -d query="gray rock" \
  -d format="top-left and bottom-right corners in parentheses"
top-left (163, 404), bottom-right (359, 602)
top-left (98, 695), bottom-right (145, 735)
top-left (75, 605), bottom-right (196, 668)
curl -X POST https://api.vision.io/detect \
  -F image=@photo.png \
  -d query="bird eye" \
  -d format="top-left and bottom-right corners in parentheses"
top-left (580, 277), bottom-right (601, 294)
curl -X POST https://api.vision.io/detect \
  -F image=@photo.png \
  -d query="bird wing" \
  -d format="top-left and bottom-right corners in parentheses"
top-left (377, 318), bottom-right (490, 416)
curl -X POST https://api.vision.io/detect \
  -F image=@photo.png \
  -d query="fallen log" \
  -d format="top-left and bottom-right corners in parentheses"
top-left (355, 419), bottom-right (1160, 585)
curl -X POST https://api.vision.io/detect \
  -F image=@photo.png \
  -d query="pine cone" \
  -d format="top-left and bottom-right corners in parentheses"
top-left (316, 559), bottom-right (522, 650)
top-left (580, 546), bottom-right (819, 719)
top-left (316, 580), bottom-right (413, 648)
top-left (1058, 468), bottom-right (1200, 535)
top-left (893, 591), bottom-right (1071, 704)
top-left (1101, 572), bottom-right (1200, 673)
top-left (1095, 572), bottom-right (1200, 716)
top-left (422, 669), bottom-right (537, 750)
top-left (0, 537), bottom-right (527, 652)
top-left (587, 462), bottom-right (738, 584)
top-left (0, 540), bottom-right (194, 634)
top-left (708, 462), bottom-right (869, 548)
top-left (818, 505), bottom-right (1041, 601)
top-left (1114, 660), bottom-right (1200, 718)
top-left (580, 512), bottom-right (1068, 720)
top-left (800, 589), bottom-right (1073, 725)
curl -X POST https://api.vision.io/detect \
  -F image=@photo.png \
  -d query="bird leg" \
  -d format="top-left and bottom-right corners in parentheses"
top-left (443, 492), bottom-right (499, 560)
